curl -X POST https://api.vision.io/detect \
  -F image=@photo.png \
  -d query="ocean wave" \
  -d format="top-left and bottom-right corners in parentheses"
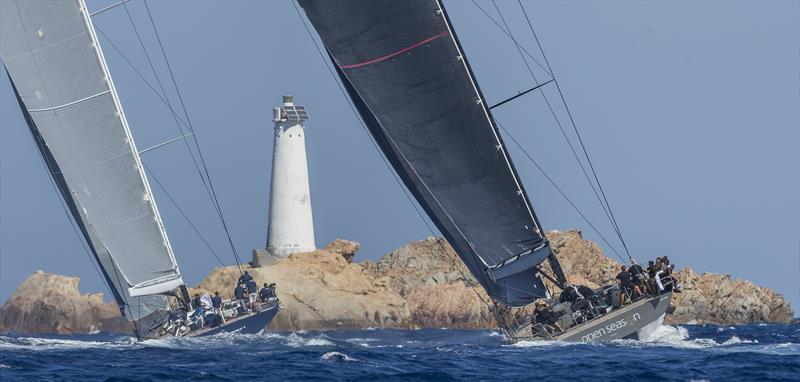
top-left (345, 337), bottom-right (379, 347)
top-left (721, 336), bottom-right (757, 345)
top-left (138, 330), bottom-right (284, 350)
top-left (623, 325), bottom-right (770, 351)
top-left (0, 335), bottom-right (135, 351)
top-left (320, 351), bottom-right (356, 362)
top-left (285, 333), bottom-right (334, 348)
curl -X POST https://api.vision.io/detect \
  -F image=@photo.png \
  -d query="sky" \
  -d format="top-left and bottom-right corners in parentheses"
top-left (1, 1), bottom-right (798, 312)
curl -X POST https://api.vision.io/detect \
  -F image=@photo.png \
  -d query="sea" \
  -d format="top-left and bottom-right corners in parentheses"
top-left (0, 324), bottom-right (798, 381)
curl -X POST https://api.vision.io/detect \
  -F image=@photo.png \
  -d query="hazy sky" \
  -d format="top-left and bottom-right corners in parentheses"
top-left (1, 1), bottom-right (798, 312)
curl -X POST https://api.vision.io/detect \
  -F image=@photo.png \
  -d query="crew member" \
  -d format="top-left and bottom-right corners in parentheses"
top-left (212, 291), bottom-right (223, 310)
top-left (234, 283), bottom-right (247, 312)
top-left (192, 293), bottom-right (202, 310)
top-left (259, 283), bottom-right (276, 302)
top-left (191, 293), bottom-right (206, 327)
top-left (246, 278), bottom-right (258, 294)
top-left (238, 271), bottom-right (253, 287)
top-left (616, 265), bottom-right (642, 300)
top-left (629, 261), bottom-right (649, 295)
top-left (532, 300), bottom-right (563, 336)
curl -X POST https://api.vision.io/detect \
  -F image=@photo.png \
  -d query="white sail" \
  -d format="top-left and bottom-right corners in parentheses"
top-left (0, 0), bottom-right (183, 319)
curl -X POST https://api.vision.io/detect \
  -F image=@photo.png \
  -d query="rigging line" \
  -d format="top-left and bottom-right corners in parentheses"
top-left (93, 27), bottom-right (191, 131)
top-left (142, 0), bottom-right (245, 272)
top-left (490, 0), bottom-right (623, 257)
top-left (489, 79), bottom-right (554, 110)
top-left (121, 2), bottom-right (231, 250)
top-left (90, 0), bottom-right (130, 17)
top-left (143, 164), bottom-right (239, 283)
top-left (93, 26), bottom-right (243, 274)
top-left (494, 120), bottom-right (627, 264)
top-left (517, 1), bottom-right (631, 260)
top-left (291, 0), bottom-right (436, 237)
top-left (123, 2), bottom-right (184, 134)
top-left (469, 0), bottom-right (552, 78)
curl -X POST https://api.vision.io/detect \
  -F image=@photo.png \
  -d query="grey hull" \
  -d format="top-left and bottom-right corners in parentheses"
top-left (508, 292), bottom-right (673, 343)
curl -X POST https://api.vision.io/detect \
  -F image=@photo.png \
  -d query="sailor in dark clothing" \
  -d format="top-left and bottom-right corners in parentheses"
top-left (212, 291), bottom-right (223, 310)
top-left (616, 265), bottom-right (642, 300)
top-left (259, 283), bottom-right (277, 302)
top-left (629, 262), bottom-right (645, 282)
top-left (246, 278), bottom-right (258, 294)
top-left (192, 294), bottom-right (202, 310)
top-left (628, 261), bottom-right (649, 295)
top-left (531, 300), bottom-right (563, 336)
top-left (238, 271), bottom-right (253, 286)
top-left (234, 283), bottom-right (247, 312)
top-left (647, 260), bottom-right (657, 278)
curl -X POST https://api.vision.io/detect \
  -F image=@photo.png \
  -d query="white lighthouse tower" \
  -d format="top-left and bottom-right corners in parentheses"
top-left (253, 95), bottom-right (315, 266)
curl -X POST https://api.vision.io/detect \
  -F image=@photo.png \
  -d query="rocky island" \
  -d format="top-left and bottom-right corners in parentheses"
top-left (0, 231), bottom-right (793, 334)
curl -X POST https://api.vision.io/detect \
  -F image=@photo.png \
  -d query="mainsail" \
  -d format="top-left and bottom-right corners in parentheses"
top-left (1, 0), bottom-right (183, 321)
top-left (299, 0), bottom-right (558, 306)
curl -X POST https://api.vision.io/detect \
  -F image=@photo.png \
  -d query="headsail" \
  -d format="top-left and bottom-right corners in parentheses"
top-left (0, 0), bottom-right (183, 321)
top-left (299, 0), bottom-right (555, 306)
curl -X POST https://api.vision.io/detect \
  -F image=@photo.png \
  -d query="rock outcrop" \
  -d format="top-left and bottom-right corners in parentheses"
top-left (0, 271), bottom-right (131, 334)
top-left (666, 268), bottom-right (794, 325)
top-left (1, 231), bottom-right (793, 334)
top-left (323, 239), bottom-right (360, 264)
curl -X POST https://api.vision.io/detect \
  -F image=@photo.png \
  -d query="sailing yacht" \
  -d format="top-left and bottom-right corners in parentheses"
top-left (0, 0), bottom-right (278, 339)
top-left (296, 0), bottom-right (673, 343)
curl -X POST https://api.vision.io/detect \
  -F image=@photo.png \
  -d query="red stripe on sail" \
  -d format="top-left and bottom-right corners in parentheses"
top-left (339, 31), bottom-right (450, 69)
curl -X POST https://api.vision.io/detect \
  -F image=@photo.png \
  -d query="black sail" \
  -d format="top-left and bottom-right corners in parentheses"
top-left (299, 0), bottom-right (554, 306)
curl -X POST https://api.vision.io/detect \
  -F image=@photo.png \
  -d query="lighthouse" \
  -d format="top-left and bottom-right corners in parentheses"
top-left (252, 95), bottom-right (315, 266)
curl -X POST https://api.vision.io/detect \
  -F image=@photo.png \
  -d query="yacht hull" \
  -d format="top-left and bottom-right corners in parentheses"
top-left (507, 292), bottom-right (673, 343)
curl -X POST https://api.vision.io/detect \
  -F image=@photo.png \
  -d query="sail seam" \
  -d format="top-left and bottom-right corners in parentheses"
top-left (339, 31), bottom-right (449, 69)
top-left (28, 90), bottom-right (110, 112)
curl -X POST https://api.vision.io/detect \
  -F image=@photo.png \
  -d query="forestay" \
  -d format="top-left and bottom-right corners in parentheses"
top-left (0, 0), bottom-right (183, 320)
top-left (299, 0), bottom-right (554, 306)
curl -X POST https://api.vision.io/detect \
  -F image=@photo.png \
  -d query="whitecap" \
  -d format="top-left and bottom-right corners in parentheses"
top-left (507, 339), bottom-right (576, 348)
top-left (306, 338), bottom-right (334, 346)
top-left (285, 333), bottom-right (333, 348)
top-left (721, 336), bottom-right (756, 345)
top-left (320, 351), bottom-right (356, 362)
top-left (345, 337), bottom-right (378, 347)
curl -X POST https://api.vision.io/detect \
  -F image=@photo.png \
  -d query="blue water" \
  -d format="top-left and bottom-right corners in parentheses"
top-left (0, 324), bottom-right (798, 381)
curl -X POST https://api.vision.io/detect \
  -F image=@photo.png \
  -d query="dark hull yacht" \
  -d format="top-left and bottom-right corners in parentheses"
top-left (506, 291), bottom-right (673, 343)
top-left (297, 0), bottom-right (675, 344)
